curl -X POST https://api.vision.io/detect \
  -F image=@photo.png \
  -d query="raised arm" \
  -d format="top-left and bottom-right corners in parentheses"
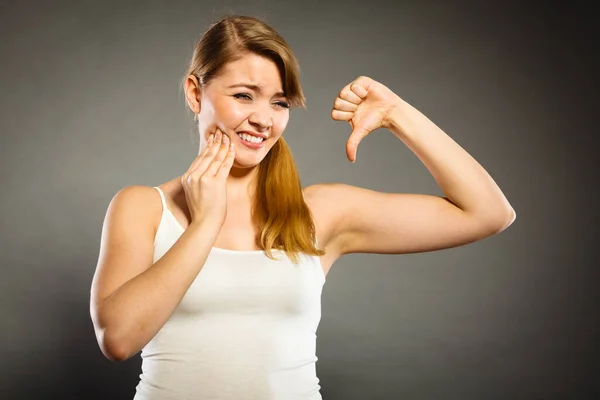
top-left (306, 76), bottom-right (515, 257)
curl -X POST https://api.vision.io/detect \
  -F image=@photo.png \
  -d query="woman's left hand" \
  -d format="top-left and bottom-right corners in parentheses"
top-left (332, 76), bottom-right (402, 162)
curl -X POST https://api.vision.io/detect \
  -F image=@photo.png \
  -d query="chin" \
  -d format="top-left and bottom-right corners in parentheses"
top-left (232, 142), bottom-right (274, 169)
top-left (232, 156), bottom-right (265, 170)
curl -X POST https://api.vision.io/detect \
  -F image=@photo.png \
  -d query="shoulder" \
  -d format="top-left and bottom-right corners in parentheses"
top-left (103, 185), bottom-right (163, 237)
top-left (108, 185), bottom-right (161, 212)
top-left (303, 182), bottom-right (356, 212)
top-left (303, 183), bottom-right (356, 247)
top-left (303, 182), bottom-right (350, 197)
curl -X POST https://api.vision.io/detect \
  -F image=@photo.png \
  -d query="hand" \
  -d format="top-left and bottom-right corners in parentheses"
top-left (181, 129), bottom-right (235, 227)
top-left (331, 76), bottom-right (401, 162)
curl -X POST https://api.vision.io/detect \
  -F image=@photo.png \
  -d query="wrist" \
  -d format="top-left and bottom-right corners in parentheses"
top-left (188, 216), bottom-right (223, 235)
top-left (386, 100), bottom-right (420, 141)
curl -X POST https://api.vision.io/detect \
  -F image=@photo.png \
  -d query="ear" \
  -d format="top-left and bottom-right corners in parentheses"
top-left (184, 74), bottom-right (201, 114)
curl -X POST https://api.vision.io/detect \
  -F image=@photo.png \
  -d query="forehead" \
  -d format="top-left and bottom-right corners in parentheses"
top-left (215, 53), bottom-right (283, 93)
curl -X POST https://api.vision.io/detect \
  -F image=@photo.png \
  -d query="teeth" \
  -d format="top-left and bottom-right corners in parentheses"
top-left (237, 133), bottom-right (264, 144)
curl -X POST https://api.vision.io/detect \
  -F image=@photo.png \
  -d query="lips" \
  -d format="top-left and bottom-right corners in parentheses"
top-left (237, 130), bottom-right (267, 139)
top-left (235, 131), bottom-right (266, 150)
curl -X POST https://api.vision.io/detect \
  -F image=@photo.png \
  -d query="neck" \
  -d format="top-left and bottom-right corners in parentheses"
top-left (227, 164), bottom-right (260, 200)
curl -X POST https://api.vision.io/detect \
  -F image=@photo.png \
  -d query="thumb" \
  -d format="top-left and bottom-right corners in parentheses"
top-left (346, 124), bottom-right (369, 163)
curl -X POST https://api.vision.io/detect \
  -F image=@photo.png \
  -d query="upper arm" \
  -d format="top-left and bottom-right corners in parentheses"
top-left (90, 186), bottom-right (160, 326)
top-left (305, 183), bottom-right (513, 256)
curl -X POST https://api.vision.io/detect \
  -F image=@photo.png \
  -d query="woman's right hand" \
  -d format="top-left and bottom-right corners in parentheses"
top-left (181, 128), bottom-right (236, 228)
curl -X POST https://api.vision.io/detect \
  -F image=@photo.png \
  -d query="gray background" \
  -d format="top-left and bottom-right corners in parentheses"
top-left (1, 1), bottom-right (597, 399)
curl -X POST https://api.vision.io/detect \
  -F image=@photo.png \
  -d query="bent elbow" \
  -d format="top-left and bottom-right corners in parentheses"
top-left (485, 207), bottom-right (516, 234)
top-left (91, 301), bottom-right (137, 362)
top-left (500, 208), bottom-right (516, 231)
top-left (95, 328), bottom-right (136, 362)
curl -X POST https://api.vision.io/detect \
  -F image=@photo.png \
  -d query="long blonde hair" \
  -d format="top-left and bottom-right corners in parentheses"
top-left (182, 15), bottom-right (324, 262)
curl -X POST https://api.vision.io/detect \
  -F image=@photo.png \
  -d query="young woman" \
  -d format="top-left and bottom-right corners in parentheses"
top-left (90, 15), bottom-right (515, 400)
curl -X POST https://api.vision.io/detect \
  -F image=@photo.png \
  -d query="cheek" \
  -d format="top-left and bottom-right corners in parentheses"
top-left (273, 113), bottom-right (290, 136)
top-left (200, 96), bottom-right (246, 132)
top-left (215, 99), bottom-right (246, 125)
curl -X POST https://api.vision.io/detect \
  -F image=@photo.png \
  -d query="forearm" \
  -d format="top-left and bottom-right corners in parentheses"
top-left (97, 220), bottom-right (220, 361)
top-left (388, 99), bottom-right (515, 224)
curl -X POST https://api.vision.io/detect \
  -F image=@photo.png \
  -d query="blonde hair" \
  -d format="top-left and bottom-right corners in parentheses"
top-left (183, 15), bottom-right (324, 262)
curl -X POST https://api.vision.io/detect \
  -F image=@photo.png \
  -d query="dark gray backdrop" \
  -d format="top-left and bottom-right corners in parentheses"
top-left (1, 1), bottom-right (597, 399)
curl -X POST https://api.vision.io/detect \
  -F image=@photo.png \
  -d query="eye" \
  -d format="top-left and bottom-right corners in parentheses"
top-left (274, 101), bottom-right (290, 109)
top-left (233, 93), bottom-right (252, 100)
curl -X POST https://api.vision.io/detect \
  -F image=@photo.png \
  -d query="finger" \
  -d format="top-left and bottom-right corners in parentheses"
top-left (185, 134), bottom-right (214, 174)
top-left (206, 134), bottom-right (230, 176)
top-left (216, 141), bottom-right (236, 179)
top-left (331, 109), bottom-right (353, 121)
top-left (187, 129), bottom-right (223, 178)
top-left (338, 85), bottom-right (362, 105)
top-left (213, 128), bottom-right (223, 146)
top-left (350, 80), bottom-right (369, 99)
top-left (333, 97), bottom-right (358, 112)
top-left (200, 129), bottom-right (223, 160)
top-left (182, 134), bottom-right (214, 186)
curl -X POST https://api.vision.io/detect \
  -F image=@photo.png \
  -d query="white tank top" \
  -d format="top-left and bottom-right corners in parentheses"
top-left (133, 187), bottom-right (326, 400)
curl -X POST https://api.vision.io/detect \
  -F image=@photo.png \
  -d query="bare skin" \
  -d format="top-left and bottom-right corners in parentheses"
top-left (150, 176), bottom-right (340, 276)
top-left (90, 52), bottom-right (515, 361)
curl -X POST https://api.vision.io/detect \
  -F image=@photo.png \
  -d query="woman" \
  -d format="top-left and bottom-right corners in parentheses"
top-left (90, 15), bottom-right (515, 400)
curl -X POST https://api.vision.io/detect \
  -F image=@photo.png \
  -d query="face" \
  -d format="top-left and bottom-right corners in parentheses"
top-left (188, 53), bottom-right (290, 169)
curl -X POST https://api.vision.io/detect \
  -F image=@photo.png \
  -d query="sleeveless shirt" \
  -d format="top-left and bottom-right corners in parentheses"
top-left (132, 187), bottom-right (326, 400)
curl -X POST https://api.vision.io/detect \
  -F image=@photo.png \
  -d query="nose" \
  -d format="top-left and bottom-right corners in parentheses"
top-left (248, 103), bottom-right (273, 131)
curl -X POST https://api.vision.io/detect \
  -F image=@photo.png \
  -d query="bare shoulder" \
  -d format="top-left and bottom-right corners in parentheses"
top-left (100, 184), bottom-right (165, 257)
top-left (303, 183), bottom-right (353, 253)
top-left (111, 185), bottom-right (161, 209)
top-left (303, 182), bottom-right (364, 220)
top-left (109, 184), bottom-right (161, 208)
top-left (106, 185), bottom-right (163, 234)
top-left (303, 182), bottom-right (351, 217)
top-left (91, 185), bottom-right (162, 307)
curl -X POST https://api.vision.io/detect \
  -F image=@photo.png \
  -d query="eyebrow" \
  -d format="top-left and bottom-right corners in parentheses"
top-left (227, 83), bottom-right (286, 98)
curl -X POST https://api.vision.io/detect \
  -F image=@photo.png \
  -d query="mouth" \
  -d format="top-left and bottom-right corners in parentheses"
top-left (235, 131), bottom-right (266, 149)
